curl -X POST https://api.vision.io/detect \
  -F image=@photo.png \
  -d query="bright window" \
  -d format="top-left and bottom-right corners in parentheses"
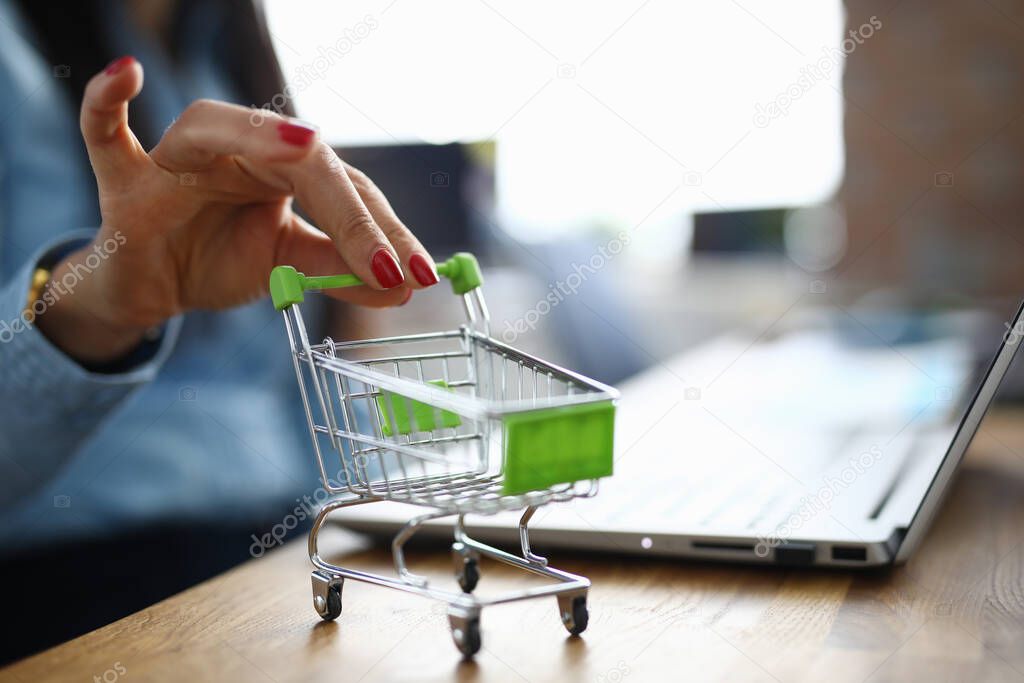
top-left (266, 1), bottom-right (845, 249)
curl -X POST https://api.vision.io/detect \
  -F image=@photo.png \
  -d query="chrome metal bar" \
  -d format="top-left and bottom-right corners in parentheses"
top-left (343, 379), bottom-right (476, 401)
top-left (284, 308), bottom-right (333, 490)
top-left (363, 351), bottom-right (472, 365)
top-left (452, 517), bottom-right (591, 603)
top-left (519, 506), bottom-right (549, 567)
top-left (391, 509), bottom-right (456, 586)
top-left (314, 429), bottom-right (481, 451)
top-left (326, 329), bottom-right (463, 349)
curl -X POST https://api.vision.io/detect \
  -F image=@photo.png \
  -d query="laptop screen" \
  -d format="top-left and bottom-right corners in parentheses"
top-left (894, 300), bottom-right (1024, 561)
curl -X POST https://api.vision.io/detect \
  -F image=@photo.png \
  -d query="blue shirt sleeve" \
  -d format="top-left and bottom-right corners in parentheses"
top-left (0, 232), bottom-right (182, 508)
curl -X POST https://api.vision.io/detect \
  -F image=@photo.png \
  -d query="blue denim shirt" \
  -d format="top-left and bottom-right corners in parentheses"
top-left (0, 0), bottom-right (318, 553)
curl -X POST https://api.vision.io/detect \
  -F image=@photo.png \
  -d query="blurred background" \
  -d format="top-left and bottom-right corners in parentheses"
top-left (6, 1), bottom-right (1023, 662)
top-left (264, 0), bottom-right (1023, 388)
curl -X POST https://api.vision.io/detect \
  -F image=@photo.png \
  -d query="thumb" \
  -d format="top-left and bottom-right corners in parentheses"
top-left (79, 56), bottom-right (148, 188)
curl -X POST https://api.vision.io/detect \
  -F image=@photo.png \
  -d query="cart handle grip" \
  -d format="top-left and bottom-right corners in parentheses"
top-left (269, 252), bottom-right (483, 310)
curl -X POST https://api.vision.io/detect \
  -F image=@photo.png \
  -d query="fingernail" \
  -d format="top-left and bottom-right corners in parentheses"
top-left (409, 253), bottom-right (439, 286)
top-left (277, 120), bottom-right (317, 146)
top-left (400, 289), bottom-right (413, 306)
top-left (371, 248), bottom-right (404, 289)
top-left (104, 56), bottom-right (135, 75)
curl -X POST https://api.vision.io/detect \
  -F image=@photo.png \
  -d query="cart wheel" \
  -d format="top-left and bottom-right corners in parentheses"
top-left (451, 542), bottom-right (481, 593)
top-left (457, 557), bottom-right (480, 593)
top-left (312, 572), bottom-right (343, 621)
top-left (560, 595), bottom-right (589, 635)
top-left (322, 584), bottom-right (343, 621)
top-left (452, 617), bottom-right (482, 657)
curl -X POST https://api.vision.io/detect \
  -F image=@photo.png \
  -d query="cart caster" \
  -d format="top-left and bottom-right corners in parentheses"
top-left (448, 606), bottom-right (482, 657)
top-left (452, 542), bottom-right (481, 593)
top-left (558, 593), bottom-right (589, 635)
top-left (457, 558), bottom-right (480, 593)
top-left (311, 571), bottom-right (343, 621)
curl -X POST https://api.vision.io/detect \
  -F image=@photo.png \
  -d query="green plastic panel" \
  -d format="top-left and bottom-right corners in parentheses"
top-left (376, 380), bottom-right (462, 436)
top-left (502, 401), bottom-right (615, 495)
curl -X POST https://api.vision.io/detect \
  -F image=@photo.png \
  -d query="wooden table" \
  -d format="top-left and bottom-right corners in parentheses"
top-left (4, 412), bottom-right (1023, 683)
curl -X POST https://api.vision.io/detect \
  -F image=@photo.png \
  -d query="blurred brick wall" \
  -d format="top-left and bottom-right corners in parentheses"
top-left (839, 0), bottom-right (1024, 306)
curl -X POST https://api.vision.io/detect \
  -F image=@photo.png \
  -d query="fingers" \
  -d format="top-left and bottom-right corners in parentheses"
top-left (343, 162), bottom-right (439, 289)
top-left (276, 216), bottom-right (412, 307)
top-left (284, 144), bottom-right (408, 290)
top-left (80, 56), bottom-right (148, 188)
top-left (151, 100), bottom-right (319, 171)
top-left (148, 98), bottom-right (437, 294)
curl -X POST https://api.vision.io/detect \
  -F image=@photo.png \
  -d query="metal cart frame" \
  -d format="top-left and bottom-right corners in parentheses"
top-left (273, 254), bottom-right (618, 656)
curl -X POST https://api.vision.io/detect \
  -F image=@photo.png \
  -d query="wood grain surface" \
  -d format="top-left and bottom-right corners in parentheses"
top-left (3, 412), bottom-right (1023, 683)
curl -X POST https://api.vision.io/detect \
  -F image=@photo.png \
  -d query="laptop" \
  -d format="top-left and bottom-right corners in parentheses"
top-left (336, 302), bottom-right (1024, 567)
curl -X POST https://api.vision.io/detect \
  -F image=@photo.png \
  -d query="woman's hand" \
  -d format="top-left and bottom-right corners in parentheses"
top-left (36, 56), bottom-right (439, 364)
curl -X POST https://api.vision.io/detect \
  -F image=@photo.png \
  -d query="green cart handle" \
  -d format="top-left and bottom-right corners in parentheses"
top-left (269, 252), bottom-right (483, 311)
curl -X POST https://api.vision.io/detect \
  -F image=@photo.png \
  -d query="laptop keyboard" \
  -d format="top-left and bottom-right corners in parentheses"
top-left (583, 426), bottom-right (919, 534)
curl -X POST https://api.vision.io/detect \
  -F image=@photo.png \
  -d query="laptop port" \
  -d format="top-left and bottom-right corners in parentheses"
top-left (691, 541), bottom-right (755, 552)
top-left (774, 543), bottom-right (816, 565)
top-left (831, 546), bottom-right (867, 562)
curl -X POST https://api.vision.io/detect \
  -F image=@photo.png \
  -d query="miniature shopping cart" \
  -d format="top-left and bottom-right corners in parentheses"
top-left (269, 253), bottom-right (618, 657)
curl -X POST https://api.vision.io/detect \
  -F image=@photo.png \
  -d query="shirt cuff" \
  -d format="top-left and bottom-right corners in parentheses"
top-left (0, 231), bottom-right (181, 408)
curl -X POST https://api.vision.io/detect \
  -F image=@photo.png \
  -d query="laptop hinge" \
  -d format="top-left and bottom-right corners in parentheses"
top-left (885, 527), bottom-right (907, 559)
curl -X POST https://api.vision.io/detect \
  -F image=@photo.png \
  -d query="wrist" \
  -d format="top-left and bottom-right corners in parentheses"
top-left (32, 252), bottom-right (149, 365)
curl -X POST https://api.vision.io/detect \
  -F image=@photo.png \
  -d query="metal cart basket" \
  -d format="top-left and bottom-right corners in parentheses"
top-left (269, 253), bottom-right (618, 656)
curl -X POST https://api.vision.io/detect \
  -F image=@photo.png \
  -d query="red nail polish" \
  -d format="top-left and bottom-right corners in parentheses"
top-left (104, 56), bottom-right (135, 75)
top-left (409, 253), bottom-right (439, 286)
top-left (277, 121), bottom-right (317, 146)
top-left (371, 248), bottom-right (404, 289)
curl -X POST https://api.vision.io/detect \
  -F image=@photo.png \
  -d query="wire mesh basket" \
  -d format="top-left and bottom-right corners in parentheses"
top-left (270, 252), bottom-right (618, 657)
